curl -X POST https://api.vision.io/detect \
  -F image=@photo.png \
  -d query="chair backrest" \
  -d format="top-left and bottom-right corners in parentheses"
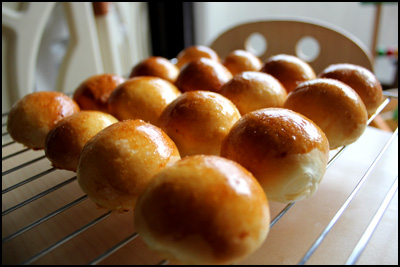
top-left (2, 2), bottom-right (151, 113)
top-left (210, 18), bottom-right (374, 75)
top-left (2, 3), bottom-right (102, 112)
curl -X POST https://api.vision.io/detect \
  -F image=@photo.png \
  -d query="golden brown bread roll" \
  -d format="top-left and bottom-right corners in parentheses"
top-left (175, 45), bottom-right (220, 69)
top-left (318, 63), bottom-right (383, 117)
top-left (219, 71), bottom-right (287, 115)
top-left (220, 108), bottom-right (329, 203)
top-left (175, 58), bottom-right (233, 93)
top-left (129, 56), bottom-right (180, 84)
top-left (284, 78), bottom-right (368, 149)
top-left (222, 49), bottom-right (263, 76)
top-left (158, 91), bottom-right (241, 157)
top-left (7, 91), bottom-right (80, 150)
top-left (260, 54), bottom-right (316, 93)
top-left (45, 111), bottom-right (118, 172)
top-left (73, 73), bottom-right (125, 112)
top-left (134, 155), bottom-right (270, 265)
top-left (108, 76), bottom-right (181, 126)
top-left (77, 119), bottom-right (180, 212)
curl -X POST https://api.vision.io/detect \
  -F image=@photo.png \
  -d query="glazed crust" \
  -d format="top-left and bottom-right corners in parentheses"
top-left (129, 56), bottom-right (179, 84)
top-left (7, 91), bottom-right (80, 150)
top-left (175, 45), bottom-right (220, 69)
top-left (284, 78), bottom-right (368, 149)
top-left (318, 63), bottom-right (383, 117)
top-left (175, 58), bottom-right (232, 93)
top-left (221, 108), bottom-right (329, 203)
top-left (108, 76), bottom-right (181, 126)
top-left (45, 111), bottom-right (118, 172)
top-left (158, 91), bottom-right (241, 157)
top-left (219, 71), bottom-right (287, 115)
top-left (134, 155), bottom-right (270, 265)
top-left (77, 119), bottom-right (180, 212)
top-left (260, 54), bottom-right (316, 93)
top-left (73, 73), bottom-right (125, 112)
top-left (222, 49), bottom-right (263, 76)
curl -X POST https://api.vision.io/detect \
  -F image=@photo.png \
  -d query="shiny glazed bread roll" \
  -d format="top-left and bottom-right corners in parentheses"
top-left (318, 63), bottom-right (383, 117)
top-left (175, 45), bottom-right (220, 69)
top-left (221, 108), bottom-right (329, 203)
top-left (134, 155), bottom-right (270, 265)
top-left (73, 73), bottom-right (125, 112)
top-left (129, 56), bottom-right (180, 84)
top-left (219, 71), bottom-right (287, 115)
top-left (7, 91), bottom-right (80, 150)
top-left (108, 76), bottom-right (181, 126)
top-left (222, 49), bottom-right (263, 76)
top-left (77, 119), bottom-right (181, 212)
top-left (284, 78), bottom-right (368, 149)
top-left (175, 58), bottom-right (233, 93)
top-left (260, 54), bottom-right (316, 93)
top-left (45, 111), bottom-right (118, 172)
top-left (158, 91), bottom-right (241, 157)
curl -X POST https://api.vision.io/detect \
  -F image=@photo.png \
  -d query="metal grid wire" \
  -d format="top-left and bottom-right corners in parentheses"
top-left (2, 92), bottom-right (398, 265)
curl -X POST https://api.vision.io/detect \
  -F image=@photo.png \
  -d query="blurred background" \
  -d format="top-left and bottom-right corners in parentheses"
top-left (2, 2), bottom-right (398, 113)
top-left (194, 2), bottom-right (398, 87)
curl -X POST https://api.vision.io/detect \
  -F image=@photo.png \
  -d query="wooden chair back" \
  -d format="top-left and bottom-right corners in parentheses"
top-left (210, 18), bottom-right (374, 74)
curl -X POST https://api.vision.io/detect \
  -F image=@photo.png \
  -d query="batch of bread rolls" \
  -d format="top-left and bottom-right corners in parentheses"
top-left (6, 45), bottom-right (384, 265)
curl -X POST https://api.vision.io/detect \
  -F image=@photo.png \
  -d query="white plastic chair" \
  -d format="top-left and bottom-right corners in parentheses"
top-left (2, 3), bottom-right (101, 111)
top-left (2, 2), bottom-right (151, 113)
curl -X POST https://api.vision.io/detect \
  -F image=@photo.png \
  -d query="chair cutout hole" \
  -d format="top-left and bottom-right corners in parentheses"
top-left (245, 33), bottom-right (267, 57)
top-left (295, 36), bottom-right (320, 62)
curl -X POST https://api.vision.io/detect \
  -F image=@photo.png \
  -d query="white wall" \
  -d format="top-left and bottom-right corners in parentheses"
top-left (193, 2), bottom-right (398, 85)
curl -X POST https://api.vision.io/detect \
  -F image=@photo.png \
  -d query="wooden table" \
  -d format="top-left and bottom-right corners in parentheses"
top-left (2, 107), bottom-right (398, 265)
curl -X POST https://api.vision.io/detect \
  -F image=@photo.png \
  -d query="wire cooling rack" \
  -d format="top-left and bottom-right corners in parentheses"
top-left (2, 91), bottom-right (398, 265)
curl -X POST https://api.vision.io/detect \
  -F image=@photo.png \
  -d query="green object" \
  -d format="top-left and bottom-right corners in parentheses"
top-left (376, 47), bottom-right (386, 56)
